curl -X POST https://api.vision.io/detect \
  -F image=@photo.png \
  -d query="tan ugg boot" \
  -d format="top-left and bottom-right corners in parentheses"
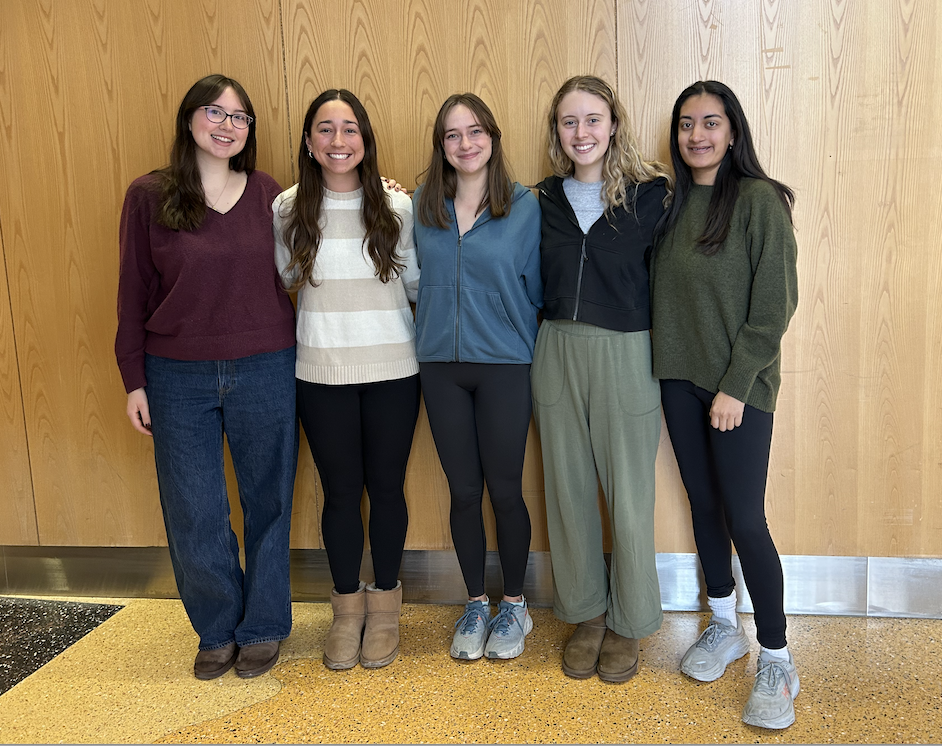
top-left (561, 613), bottom-right (608, 679)
top-left (323, 582), bottom-right (366, 670)
top-left (360, 581), bottom-right (402, 669)
top-left (597, 628), bottom-right (639, 683)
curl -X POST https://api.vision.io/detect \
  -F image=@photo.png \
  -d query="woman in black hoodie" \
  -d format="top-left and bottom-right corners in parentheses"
top-left (532, 75), bottom-right (671, 683)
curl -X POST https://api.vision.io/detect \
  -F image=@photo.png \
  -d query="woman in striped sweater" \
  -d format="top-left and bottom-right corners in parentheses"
top-left (273, 89), bottom-right (419, 671)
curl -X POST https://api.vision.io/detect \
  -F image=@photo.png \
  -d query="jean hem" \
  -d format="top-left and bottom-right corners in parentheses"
top-left (236, 634), bottom-right (290, 647)
top-left (199, 640), bottom-right (237, 651)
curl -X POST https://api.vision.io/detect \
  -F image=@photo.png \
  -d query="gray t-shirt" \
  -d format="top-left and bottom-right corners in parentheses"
top-left (563, 177), bottom-right (605, 234)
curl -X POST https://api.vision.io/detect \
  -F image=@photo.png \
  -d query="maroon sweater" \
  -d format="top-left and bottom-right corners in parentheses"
top-left (115, 171), bottom-right (296, 393)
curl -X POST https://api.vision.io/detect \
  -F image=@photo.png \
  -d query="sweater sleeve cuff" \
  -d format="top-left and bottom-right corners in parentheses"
top-left (717, 366), bottom-right (755, 405)
top-left (120, 363), bottom-right (147, 394)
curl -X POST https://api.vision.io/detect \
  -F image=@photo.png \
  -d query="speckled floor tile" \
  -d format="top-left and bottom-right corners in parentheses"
top-left (0, 599), bottom-right (939, 744)
top-left (0, 596), bottom-right (123, 694)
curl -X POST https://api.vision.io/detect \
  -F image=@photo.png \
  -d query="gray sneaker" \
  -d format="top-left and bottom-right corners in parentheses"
top-left (484, 599), bottom-right (533, 659)
top-left (680, 614), bottom-right (750, 682)
top-left (450, 601), bottom-right (491, 660)
top-left (742, 650), bottom-right (800, 729)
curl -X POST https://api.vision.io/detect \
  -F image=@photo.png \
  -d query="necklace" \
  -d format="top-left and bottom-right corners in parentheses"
top-left (208, 169), bottom-right (232, 210)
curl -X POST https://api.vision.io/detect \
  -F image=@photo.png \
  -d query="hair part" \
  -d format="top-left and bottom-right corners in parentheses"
top-left (279, 88), bottom-right (403, 291)
top-left (415, 93), bottom-right (514, 229)
top-left (546, 75), bottom-right (672, 213)
top-left (154, 74), bottom-right (257, 231)
top-left (657, 80), bottom-right (794, 255)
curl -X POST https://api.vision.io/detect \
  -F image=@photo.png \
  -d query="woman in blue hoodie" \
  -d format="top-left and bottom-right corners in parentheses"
top-left (413, 93), bottom-right (543, 662)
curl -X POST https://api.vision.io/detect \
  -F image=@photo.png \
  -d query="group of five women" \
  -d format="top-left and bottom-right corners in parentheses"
top-left (115, 72), bottom-right (798, 730)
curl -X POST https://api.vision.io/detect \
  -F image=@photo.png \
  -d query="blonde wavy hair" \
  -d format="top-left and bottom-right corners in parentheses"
top-left (546, 75), bottom-right (672, 211)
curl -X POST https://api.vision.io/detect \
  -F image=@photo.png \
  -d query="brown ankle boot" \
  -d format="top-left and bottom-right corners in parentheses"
top-left (597, 629), bottom-right (639, 683)
top-left (323, 582), bottom-right (366, 670)
top-left (360, 581), bottom-right (402, 668)
top-left (562, 613), bottom-right (608, 679)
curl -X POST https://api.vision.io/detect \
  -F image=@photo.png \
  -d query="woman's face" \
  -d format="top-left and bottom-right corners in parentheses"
top-left (677, 93), bottom-right (734, 185)
top-left (441, 104), bottom-right (493, 179)
top-left (189, 87), bottom-right (249, 165)
top-left (305, 99), bottom-right (365, 191)
top-left (555, 90), bottom-right (614, 183)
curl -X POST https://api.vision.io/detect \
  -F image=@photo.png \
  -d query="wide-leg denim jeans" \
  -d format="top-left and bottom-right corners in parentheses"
top-left (145, 347), bottom-right (298, 650)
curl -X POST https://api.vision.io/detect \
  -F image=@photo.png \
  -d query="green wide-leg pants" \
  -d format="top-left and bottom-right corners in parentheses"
top-left (531, 320), bottom-right (663, 639)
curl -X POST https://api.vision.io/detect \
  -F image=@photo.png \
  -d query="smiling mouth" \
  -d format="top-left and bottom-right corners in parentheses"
top-left (211, 135), bottom-right (234, 143)
top-left (689, 146), bottom-right (712, 154)
top-left (574, 144), bottom-right (595, 153)
top-left (328, 153), bottom-right (352, 160)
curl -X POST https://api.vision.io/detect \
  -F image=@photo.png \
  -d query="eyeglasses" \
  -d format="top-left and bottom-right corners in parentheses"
top-left (201, 106), bottom-right (254, 129)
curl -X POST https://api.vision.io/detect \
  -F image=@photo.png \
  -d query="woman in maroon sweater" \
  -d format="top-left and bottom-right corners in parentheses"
top-left (115, 74), bottom-right (297, 681)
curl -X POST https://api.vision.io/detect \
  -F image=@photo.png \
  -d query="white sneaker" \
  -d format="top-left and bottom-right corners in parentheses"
top-left (742, 650), bottom-right (800, 729)
top-left (484, 599), bottom-right (533, 660)
top-left (450, 600), bottom-right (491, 660)
top-left (680, 614), bottom-right (750, 682)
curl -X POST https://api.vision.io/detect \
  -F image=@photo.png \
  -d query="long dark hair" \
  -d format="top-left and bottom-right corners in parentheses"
top-left (546, 75), bottom-right (671, 211)
top-left (279, 89), bottom-right (403, 291)
top-left (415, 93), bottom-right (514, 229)
top-left (657, 80), bottom-right (794, 255)
top-left (154, 74), bottom-right (257, 231)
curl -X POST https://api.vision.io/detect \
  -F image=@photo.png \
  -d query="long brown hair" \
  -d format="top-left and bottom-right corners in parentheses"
top-left (546, 75), bottom-right (671, 212)
top-left (279, 89), bottom-right (403, 291)
top-left (154, 74), bottom-right (257, 231)
top-left (415, 93), bottom-right (514, 229)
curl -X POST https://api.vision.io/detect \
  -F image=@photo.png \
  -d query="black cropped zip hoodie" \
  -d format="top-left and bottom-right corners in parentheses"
top-left (536, 175), bottom-right (669, 332)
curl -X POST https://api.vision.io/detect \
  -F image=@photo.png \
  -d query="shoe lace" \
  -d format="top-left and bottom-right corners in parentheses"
top-left (753, 658), bottom-right (787, 696)
top-left (695, 621), bottom-right (727, 651)
top-left (487, 606), bottom-right (519, 637)
top-left (454, 606), bottom-right (485, 635)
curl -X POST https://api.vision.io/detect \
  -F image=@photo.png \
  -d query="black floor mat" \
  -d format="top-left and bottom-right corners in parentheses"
top-left (0, 596), bottom-right (123, 694)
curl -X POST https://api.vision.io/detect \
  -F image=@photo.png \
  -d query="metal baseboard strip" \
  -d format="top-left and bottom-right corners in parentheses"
top-left (1, 547), bottom-right (940, 619)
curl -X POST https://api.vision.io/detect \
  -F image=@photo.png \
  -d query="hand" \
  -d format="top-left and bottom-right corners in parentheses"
top-left (381, 176), bottom-right (407, 193)
top-left (710, 391), bottom-right (745, 432)
top-left (127, 387), bottom-right (153, 436)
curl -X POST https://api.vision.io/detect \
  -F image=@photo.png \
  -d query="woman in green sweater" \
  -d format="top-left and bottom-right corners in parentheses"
top-left (650, 81), bottom-right (799, 730)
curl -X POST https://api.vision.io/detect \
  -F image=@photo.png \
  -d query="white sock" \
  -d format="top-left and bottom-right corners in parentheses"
top-left (707, 592), bottom-right (738, 627)
top-left (761, 645), bottom-right (790, 662)
top-left (506, 596), bottom-right (526, 607)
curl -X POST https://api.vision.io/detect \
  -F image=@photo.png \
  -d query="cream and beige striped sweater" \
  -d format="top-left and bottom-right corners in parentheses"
top-left (273, 185), bottom-right (419, 385)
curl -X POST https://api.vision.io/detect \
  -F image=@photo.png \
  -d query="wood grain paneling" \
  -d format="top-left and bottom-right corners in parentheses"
top-left (1, 0), bottom-right (939, 561)
top-left (620, 0), bottom-right (942, 557)
top-left (283, 0), bottom-right (617, 550)
top-left (0, 0), bottom-right (294, 546)
top-left (0, 238), bottom-right (37, 544)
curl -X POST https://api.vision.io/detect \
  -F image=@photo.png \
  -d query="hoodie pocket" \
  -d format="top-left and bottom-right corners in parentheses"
top-left (415, 285), bottom-right (456, 359)
top-left (459, 288), bottom-right (525, 361)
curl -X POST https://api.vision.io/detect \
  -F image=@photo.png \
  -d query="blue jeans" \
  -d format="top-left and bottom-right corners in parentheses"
top-left (145, 348), bottom-right (298, 650)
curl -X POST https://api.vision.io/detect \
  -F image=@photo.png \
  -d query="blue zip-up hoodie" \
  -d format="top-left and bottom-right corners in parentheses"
top-left (413, 182), bottom-right (543, 364)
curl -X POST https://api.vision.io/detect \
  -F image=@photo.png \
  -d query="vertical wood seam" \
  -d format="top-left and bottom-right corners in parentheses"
top-left (0, 202), bottom-right (39, 544)
top-left (276, 0), bottom-right (296, 187)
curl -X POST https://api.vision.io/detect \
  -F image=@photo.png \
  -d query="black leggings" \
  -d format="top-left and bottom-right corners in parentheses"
top-left (660, 379), bottom-right (787, 649)
top-left (297, 375), bottom-right (420, 594)
top-left (420, 363), bottom-right (532, 598)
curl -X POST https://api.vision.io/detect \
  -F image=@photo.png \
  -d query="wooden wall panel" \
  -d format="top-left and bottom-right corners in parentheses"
top-left (0, 235), bottom-right (37, 544)
top-left (0, 0), bottom-right (294, 546)
top-left (620, 0), bottom-right (942, 558)
top-left (0, 6), bottom-right (36, 542)
top-left (283, 0), bottom-right (617, 550)
top-left (0, 0), bottom-right (939, 560)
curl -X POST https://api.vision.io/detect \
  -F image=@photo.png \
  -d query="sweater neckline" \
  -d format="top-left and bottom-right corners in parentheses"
top-left (324, 186), bottom-right (364, 201)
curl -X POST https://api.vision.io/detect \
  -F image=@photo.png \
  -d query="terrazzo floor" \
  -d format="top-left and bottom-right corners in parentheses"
top-left (0, 595), bottom-right (939, 744)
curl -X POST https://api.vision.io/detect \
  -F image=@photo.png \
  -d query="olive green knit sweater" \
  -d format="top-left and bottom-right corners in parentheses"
top-left (651, 179), bottom-right (798, 413)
